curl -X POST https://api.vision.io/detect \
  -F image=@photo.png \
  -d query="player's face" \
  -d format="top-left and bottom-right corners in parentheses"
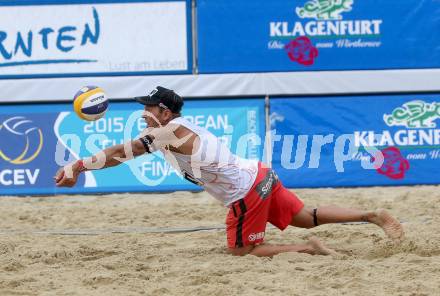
top-left (142, 105), bottom-right (171, 128)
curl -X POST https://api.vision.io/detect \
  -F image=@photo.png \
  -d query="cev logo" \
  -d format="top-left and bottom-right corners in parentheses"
top-left (0, 116), bottom-right (43, 165)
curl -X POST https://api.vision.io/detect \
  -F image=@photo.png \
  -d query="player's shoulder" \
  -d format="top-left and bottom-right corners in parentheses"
top-left (167, 117), bottom-right (197, 134)
top-left (169, 116), bottom-right (190, 127)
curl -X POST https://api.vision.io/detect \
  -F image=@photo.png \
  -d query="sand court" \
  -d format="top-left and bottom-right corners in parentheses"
top-left (0, 185), bottom-right (439, 295)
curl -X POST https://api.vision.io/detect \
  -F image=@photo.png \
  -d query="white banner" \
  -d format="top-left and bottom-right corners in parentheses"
top-left (0, 1), bottom-right (188, 76)
top-left (1, 69), bottom-right (440, 103)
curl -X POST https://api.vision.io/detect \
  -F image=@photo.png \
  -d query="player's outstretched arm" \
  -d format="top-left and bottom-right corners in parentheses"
top-left (54, 139), bottom-right (147, 187)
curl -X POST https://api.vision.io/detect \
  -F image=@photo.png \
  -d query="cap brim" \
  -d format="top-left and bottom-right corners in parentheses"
top-left (134, 95), bottom-right (160, 106)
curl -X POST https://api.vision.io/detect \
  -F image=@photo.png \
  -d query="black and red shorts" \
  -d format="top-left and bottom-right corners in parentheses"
top-left (226, 163), bottom-right (304, 248)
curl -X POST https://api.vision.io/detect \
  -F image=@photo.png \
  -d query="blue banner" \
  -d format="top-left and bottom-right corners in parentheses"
top-left (0, 105), bottom-right (86, 195)
top-left (0, 99), bottom-right (265, 195)
top-left (270, 94), bottom-right (440, 187)
top-left (197, 0), bottom-right (440, 73)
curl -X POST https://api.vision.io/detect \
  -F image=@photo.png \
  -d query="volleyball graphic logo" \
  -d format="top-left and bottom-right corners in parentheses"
top-left (73, 86), bottom-right (109, 121)
top-left (0, 116), bottom-right (43, 165)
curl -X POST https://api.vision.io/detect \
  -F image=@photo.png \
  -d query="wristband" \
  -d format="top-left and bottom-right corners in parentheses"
top-left (77, 160), bottom-right (87, 172)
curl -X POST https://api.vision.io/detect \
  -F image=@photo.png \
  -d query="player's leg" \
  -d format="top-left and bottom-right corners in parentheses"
top-left (290, 206), bottom-right (404, 241)
top-left (225, 168), bottom-right (330, 257)
top-left (267, 180), bottom-right (404, 242)
top-left (227, 179), bottom-right (336, 257)
top-left (290, 206), bottom-right (372, 228)
top-left (228, 237), bottom-right (336, 257)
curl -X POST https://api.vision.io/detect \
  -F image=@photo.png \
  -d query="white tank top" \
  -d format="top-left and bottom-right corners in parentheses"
top-left (160, 117), bottom-right (258, 206)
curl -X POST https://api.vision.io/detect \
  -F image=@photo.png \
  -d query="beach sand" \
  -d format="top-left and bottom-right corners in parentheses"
top-left (0, 185), bottom-right (439, 296)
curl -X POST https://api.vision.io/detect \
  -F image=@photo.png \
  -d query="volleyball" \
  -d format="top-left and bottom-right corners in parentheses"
top-left (73, 86), bottom-right (109, 121)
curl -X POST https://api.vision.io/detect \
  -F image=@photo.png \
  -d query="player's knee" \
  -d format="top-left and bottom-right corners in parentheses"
top-left (227, 245), bottom-right (254, 256)
top-left (305, 208), bottom-right (318, 228)
top-left (290, 207), bottom-right (317, 229)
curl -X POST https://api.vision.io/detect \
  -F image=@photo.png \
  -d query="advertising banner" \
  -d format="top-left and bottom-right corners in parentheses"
top-left (0, 104), bottom-right (82, 195)
top-left (197, 0), bottom-right (440, 73)
top-left (0, 99), bottom-right (265, 195)
top-left (0, 1), bottom-right (190, 78)
top-left (270, 94), bottom-right (440, 187)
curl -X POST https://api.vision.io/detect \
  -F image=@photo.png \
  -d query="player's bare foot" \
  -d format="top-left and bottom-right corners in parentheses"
top-left (307, 237), bottom-right (337, 256)
top-left (368, 209), bottom-right (404, 242)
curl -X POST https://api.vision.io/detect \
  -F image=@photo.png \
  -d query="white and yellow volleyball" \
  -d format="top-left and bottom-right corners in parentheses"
top-left (73, 86), bottom-right (109, 121)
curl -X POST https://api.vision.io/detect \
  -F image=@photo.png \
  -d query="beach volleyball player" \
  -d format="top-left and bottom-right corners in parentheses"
top-left (55, 86), bottom-right (404, 257)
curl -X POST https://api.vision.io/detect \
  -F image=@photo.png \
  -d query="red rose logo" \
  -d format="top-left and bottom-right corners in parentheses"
top-left (284, 36), bottom-right (318, 66)
top-left (373, 147), bottom-right (410, 179)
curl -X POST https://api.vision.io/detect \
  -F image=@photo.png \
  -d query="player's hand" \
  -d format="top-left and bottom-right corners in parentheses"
top-left (54, 162), bottom-right (81, 187)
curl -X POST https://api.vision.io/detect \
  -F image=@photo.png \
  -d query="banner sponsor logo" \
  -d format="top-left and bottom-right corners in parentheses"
top-left (284, 36), bottom-right (318, 65)
top-left (350, 100), bottom-right (440, 179)
top-left (0, 116), bottom-right (43, 186)
top-left (269, 0), bottom-right (383, 65)
top-left (373, 147), bottom-right (410, 179)
top-left (354, 100), bottom-right (440, 148)
top-left (271, 95), bottom-right (440, 186)
top-left (0, 7), bottom-right (99, 70)
top-left (352, 99), bottom-right (440, 180)
top-left (0, 2), bottom-right (188, 76)
top-left (296, 0), bottom-right (353, 20)
top-left (384, 100), bottom-right (440, 129)
top-left (0, 116), bottom-right (43, 165)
